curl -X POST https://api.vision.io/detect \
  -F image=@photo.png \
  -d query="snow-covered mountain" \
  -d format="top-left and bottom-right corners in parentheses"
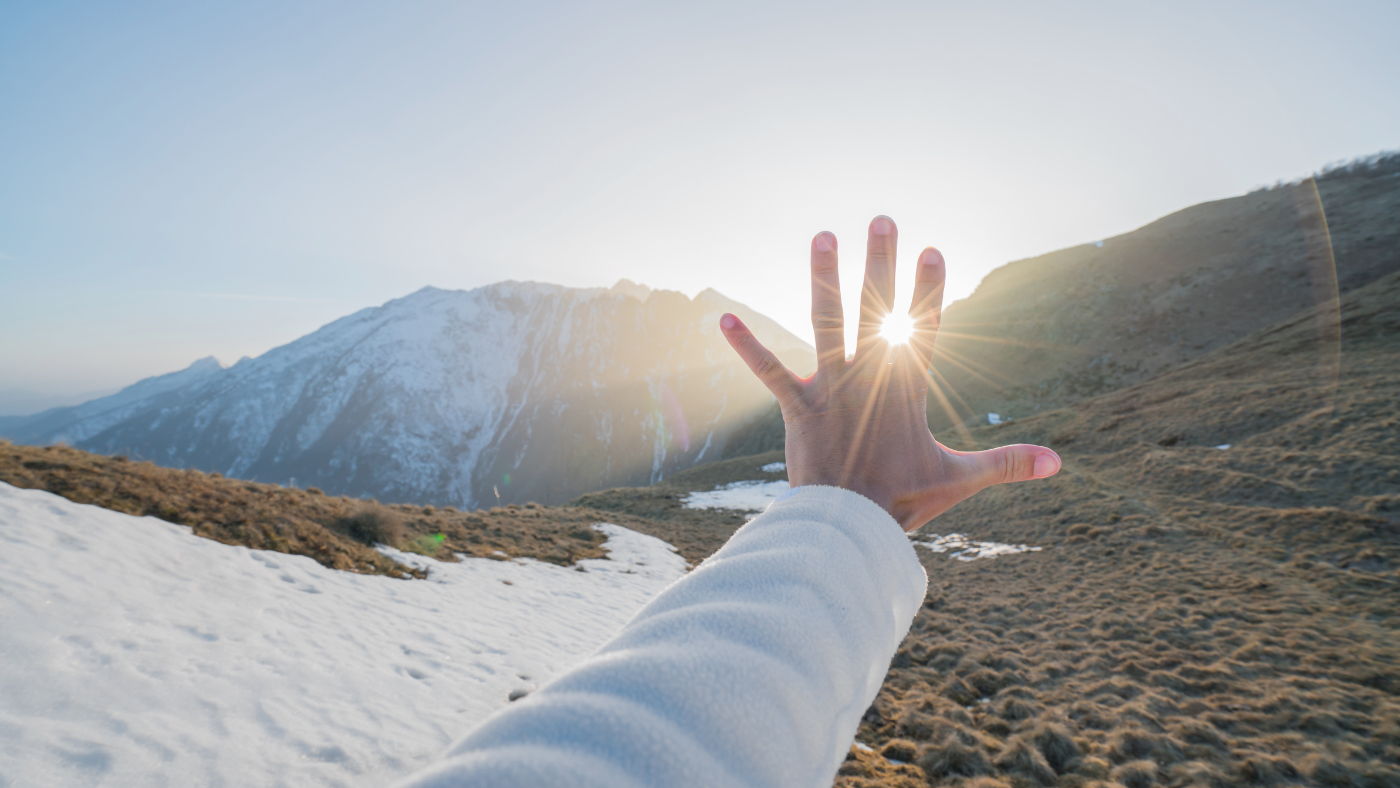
top-left (0, 281), bottom-right (813, 508)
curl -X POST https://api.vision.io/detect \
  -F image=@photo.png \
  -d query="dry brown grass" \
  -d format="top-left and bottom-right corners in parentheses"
top-left (834, 274), bottom-right (1400, 785)
top-left (0, 444), bottom-right (728, 574)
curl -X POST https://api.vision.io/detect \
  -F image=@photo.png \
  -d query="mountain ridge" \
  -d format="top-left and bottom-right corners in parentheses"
top-left (0, 280), bottom-right (814, 508)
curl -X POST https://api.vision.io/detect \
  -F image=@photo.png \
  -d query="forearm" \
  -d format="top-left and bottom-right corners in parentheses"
top-left (395, 485), bottom-right (928, 788)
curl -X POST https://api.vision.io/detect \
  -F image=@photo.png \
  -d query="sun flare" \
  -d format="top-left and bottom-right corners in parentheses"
top-left (879, 312), bottom-right (915, 345)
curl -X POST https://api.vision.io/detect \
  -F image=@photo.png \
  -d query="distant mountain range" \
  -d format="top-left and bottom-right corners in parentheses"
top-left (0, 281), bottom-right (814, 508)
top-left (0, 387), bottom-right (122, 418)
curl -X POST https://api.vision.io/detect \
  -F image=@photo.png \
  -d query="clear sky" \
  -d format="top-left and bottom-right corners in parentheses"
top-left (1, 0), bottom-right (1396, 412)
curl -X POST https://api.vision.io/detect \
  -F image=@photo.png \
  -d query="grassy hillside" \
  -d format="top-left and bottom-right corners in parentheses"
top-left (0, 443), bottom-right (743, 575)
top-left (923, 157), bottom-right (1398, 431)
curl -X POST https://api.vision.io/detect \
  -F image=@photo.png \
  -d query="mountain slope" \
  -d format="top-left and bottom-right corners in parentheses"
top-left (1, 281), bottom-right (813, 508)
top-left (924, 155), bottom-right (1399, 429)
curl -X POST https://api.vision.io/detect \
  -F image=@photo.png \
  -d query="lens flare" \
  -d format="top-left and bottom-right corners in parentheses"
top-left (879, 312), bottom-right (915, 345)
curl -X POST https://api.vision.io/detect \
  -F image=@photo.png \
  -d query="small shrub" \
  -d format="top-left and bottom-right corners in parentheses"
top-left (307, 487), bottom-right (323, 495)
top-left (337, 509), bottom-right (404, 546)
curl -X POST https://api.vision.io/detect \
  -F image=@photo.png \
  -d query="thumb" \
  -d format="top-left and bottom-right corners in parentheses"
top-left (963, 443), bottom-right (1061, 488)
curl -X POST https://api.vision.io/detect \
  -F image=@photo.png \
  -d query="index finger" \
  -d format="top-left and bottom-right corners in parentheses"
top-left (810, 231), bottom-right (844, 376)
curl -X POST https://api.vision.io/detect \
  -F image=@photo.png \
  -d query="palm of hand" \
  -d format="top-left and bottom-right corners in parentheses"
top-left (720, 216), bottom-right (1060, 532)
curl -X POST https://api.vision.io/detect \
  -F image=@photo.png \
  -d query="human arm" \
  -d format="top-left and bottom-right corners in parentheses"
top-left (394, 484), bottom-right (924, 788)
top-left (393, 216), bottom-right (1059, 787)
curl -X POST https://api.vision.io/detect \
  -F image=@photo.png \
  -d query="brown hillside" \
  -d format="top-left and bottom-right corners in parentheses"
top-left (923, 157), bottom-right (1399, 431)
top-left (0, 444), bottom-right (742, 573)
top-left (832, 271), bottom-right (1400, 786)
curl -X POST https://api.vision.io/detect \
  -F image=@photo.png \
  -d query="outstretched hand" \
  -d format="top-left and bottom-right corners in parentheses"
top-left (720, 215), bottom-right (1061, 532)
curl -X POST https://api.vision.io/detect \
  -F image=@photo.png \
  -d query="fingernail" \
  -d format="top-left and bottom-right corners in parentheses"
top-left (813, 232), bottom-right (835, 252)
top-left (1033, 453), bottom-right (1061, 478)
top-left (919, 247), bottom-right (944, 268)
top-left (720, 313), bottom-right (738, 330)
top-left (871, 216), bottom-right (894, 236)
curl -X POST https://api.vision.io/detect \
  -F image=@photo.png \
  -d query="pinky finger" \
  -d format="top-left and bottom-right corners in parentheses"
top-left (720, 313), bottom-right (803, 405)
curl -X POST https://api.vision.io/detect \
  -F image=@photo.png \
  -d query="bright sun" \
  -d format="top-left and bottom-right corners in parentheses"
top-left (879, 312), bottom-right (915, 345)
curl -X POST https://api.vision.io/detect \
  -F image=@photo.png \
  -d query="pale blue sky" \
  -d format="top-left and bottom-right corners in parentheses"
top-left (2, 0), bottom-right (1396, 411)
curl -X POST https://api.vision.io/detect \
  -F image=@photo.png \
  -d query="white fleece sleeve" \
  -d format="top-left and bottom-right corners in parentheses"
top-left (394, 485), bottom-right (928, 788)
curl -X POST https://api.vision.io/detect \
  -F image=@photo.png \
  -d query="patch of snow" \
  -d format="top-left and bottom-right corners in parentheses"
top-left (987, 412), bottom-right (1002, 425)
top-left (1215, 444), bottom-right (1231, 450)
top-left (759, 461), bottom-right (786, 472)
top-left (854, 741), bottom-right (874, 752)
top-left (913, 532), bottom-right (1043, 561)
top-left (682, 480), bottom-right (791, 513)
top-left (0, 482), bottom-right (686, 787)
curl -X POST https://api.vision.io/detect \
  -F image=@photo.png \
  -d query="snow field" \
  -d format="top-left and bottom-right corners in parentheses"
top-left (0, 482), bottom-right (686, 787)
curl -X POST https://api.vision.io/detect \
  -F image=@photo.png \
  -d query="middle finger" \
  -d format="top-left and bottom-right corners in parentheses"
top-left (856, 215), bottom-right (897, 358)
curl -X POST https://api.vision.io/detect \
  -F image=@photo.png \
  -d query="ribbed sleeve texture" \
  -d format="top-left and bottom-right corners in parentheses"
top-left (394, 484), bottom-right (929, 788)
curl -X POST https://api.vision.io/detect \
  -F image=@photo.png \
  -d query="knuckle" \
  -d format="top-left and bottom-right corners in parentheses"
top-left (754, 354), bottom-right (780, 377)
top-left (811, 308), bottom-right (842, 329)
top-left (995, 451), bottom-right (1029, 483)
top-left (993, 451), bottom-right (1014, 483)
